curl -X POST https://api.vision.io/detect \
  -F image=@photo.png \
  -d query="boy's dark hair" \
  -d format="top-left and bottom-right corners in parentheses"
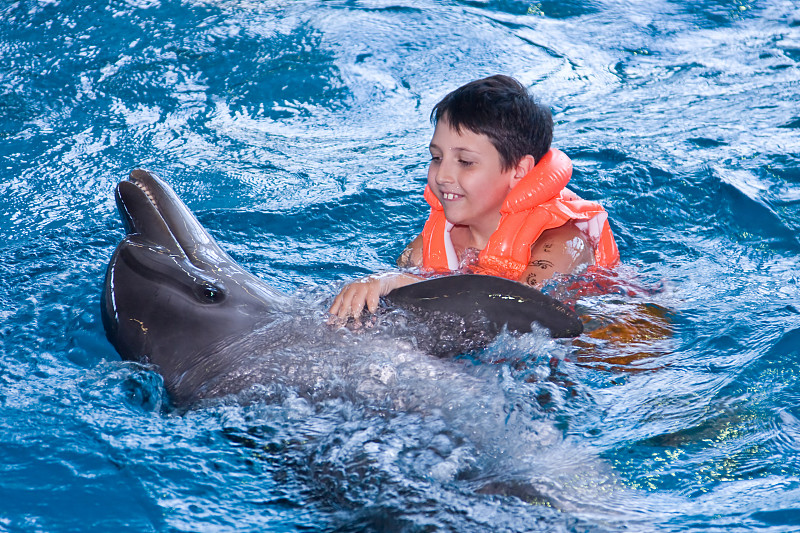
top-left (430, 75), bottom-right (553, 170)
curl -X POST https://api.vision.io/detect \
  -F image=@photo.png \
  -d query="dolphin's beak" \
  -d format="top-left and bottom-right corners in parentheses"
top-left (116, 169), bottom-right (230, 267)
top-left (116, 179), bottom-right (183, 256)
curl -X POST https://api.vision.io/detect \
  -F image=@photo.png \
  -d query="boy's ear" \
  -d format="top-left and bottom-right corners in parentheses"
top-left (509, 155), bottom-right (536, 188)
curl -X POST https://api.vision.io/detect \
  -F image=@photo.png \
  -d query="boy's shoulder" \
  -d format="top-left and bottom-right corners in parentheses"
top-left (397, 233), bottom-right (423, 268)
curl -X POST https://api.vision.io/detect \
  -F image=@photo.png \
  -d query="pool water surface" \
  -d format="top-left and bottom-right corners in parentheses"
top-left (1, 0), bottom-right (800, 531)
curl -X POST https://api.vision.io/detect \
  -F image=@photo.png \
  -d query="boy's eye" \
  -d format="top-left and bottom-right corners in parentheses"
top-left (430, 155), bottom-right (441, 163)
top-left (458, 159), bottom-right (475, 166)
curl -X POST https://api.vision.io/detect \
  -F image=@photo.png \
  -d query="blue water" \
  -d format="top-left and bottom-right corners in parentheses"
top-left (2, 0), bottom-right (800, 531)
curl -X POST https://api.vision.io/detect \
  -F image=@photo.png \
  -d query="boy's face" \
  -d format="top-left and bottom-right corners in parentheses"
top-left (427, 120), bottom-right (518, 231)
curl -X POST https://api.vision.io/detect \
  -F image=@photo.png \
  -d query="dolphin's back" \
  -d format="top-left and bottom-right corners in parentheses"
top-left (384, 274), bottom-right (583, 356)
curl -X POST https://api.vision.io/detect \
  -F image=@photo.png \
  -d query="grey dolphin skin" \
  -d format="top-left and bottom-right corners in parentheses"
top-left (101, 170), bottom-right (582, 406)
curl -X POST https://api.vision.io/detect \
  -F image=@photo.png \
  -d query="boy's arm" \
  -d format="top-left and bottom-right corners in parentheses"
top-left (328, 234), bottom-right (424, 323)
top-left (518, 223), bottom-right (594, 288)
top-left (328, 272), bottom-right (422, 323)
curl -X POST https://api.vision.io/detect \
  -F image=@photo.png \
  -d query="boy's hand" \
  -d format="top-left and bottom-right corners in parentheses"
top-left (328, 273), bottom-right (420, 325)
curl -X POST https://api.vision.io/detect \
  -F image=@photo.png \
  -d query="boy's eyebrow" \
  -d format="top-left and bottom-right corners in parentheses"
top-left (428, 142), bottom-right (480, 155)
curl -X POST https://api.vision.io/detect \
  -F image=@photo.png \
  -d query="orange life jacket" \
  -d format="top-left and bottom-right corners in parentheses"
top-left (421, 149), bottom-right (619, 280)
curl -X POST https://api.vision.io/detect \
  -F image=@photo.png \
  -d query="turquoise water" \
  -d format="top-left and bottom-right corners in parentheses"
top-left (2, 0), bottom-right (800, 531)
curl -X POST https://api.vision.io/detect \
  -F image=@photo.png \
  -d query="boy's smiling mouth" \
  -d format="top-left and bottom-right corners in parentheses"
top-left (441, 192), bottom-right (462, 201)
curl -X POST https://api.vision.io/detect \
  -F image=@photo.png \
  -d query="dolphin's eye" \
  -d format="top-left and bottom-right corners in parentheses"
top-left (198, 283), bottom-right (225, 303)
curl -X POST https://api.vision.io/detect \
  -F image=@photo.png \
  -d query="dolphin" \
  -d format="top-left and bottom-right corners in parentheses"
top-left (101, 169), bottom-right (582, 406)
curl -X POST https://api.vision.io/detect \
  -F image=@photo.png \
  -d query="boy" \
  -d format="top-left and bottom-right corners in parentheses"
top-left (329, 75), bottom-right (618, 322)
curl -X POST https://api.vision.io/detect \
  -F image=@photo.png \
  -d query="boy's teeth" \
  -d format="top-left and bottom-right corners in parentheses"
top-left (443, 193), bottom-right (459, 200)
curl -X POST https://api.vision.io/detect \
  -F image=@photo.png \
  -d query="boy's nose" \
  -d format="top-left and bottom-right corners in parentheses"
top-left (433, 161), bottom-right (455, 184)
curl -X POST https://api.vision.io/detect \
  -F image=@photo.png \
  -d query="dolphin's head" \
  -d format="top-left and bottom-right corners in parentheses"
top-left (101, 170), bottom-right (287, 395)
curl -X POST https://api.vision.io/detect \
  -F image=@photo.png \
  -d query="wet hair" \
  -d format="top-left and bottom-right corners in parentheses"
top-left (430, 75), bottom-right (553, 170)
